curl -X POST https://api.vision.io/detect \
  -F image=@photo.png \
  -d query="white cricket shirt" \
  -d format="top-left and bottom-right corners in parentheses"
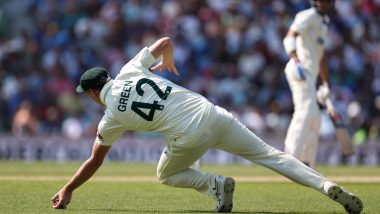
top-left (95, 47), bottom-right (212, 146)
top-left (287, 7), bottom-right (329, 78)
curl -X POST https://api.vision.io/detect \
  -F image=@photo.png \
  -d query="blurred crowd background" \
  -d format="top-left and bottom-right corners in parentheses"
top-left (0, 0), bottom-right (379, 148)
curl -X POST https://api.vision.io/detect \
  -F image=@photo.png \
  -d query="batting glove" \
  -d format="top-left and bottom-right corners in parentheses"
top-left (293, 58), bottom-right (306, 81)
top-left (316, 82), bottom-right (331, 106)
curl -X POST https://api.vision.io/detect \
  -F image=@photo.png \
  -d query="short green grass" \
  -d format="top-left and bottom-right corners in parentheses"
top-left (0, 161), bottom-right (379, 213)
top-left (2, 161), bottom-right (380, 176)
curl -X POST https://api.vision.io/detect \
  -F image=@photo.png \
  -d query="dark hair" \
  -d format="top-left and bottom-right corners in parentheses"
top-left (93, 82), bottom-right (107, 91)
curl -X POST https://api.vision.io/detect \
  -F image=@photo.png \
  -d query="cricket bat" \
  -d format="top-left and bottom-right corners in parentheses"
top-left (325, 97), bottom-right (355, 156)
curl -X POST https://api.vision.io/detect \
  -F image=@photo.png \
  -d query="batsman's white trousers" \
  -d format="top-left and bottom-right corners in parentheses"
top-left (157, 105), bottom-right (330, 196)
top-left (284, 64), bottom-right (321, 168)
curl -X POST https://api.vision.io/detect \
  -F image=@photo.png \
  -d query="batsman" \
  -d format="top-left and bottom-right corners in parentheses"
top-left (283, 0), bottom-right (338, 168)
top-left (51, 36), bottom-right (362, 213)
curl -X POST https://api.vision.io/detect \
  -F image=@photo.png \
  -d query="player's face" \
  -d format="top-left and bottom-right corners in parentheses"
top-left (315, 0), bottom-right (334, 14)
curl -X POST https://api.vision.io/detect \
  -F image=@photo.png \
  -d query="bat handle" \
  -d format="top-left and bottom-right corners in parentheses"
top-left (325, 97), bottom-right (335, 114)
top-left (325, 98), bottom-right (346, 128)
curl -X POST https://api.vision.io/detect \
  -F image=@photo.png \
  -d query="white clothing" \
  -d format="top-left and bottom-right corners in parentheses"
top-left (284, 8), bottom-right (329, 168)
top-left (96, 47), bottom-right (212, 146)
top-left (95, 46), bottom-right (332, 198)
top-left (285, 7), bottom-right (329, 80)
top-left (157, 105), bottom-right (330, 196)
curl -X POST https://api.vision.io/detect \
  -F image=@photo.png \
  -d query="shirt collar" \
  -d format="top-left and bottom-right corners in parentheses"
top-left (323, 15), bottom-right (330, 25)
top-left (100, 79), bottom-right (113, 105)
top-left (313, 7), bottom-right (330, 25)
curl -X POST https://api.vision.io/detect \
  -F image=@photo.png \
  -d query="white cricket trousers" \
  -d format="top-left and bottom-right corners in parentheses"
top-left (284, 65), bottom-right (321, 168)
top-left (157, 105), bottom-right (331, 196)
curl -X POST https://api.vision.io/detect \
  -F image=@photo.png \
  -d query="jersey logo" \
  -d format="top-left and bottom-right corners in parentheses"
top-left (97, 131), bottom-right (104, 141)
top-left (317, 37), bottom-right (324, 45)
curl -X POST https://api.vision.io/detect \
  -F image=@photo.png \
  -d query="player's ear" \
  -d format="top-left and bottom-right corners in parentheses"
top-left (86, 89), bottom-right (93, 95)
top-left (90, 89), bottom-right (104, 104)
top-left (86, 89), bottom-right (97, 98)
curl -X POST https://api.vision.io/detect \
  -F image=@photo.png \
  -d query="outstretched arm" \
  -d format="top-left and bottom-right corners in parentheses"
top-left (149, 37), bottom-right (178, 75)
top-left (51, 143), bottom-right (111, 209)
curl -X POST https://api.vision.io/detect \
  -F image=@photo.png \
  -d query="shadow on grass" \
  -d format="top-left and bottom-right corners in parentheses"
top-left (69, 208), bottom-right (342, 214)
top-left (68, 208), bottom-right (210, 213)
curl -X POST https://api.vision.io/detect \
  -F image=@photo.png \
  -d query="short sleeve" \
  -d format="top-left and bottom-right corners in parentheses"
top-left (290, 12), bottom-right (315, 35)
top-left (140, 47), bottom-right (156, 68)
top-left (95, 114), bottom-right (125, 146)
top-left (118, 47), bottom-right (156, 76)
top-left (132, 47), bottom-right (156, 68)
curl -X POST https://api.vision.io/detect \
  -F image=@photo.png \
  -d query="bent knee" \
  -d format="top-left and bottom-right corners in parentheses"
top-left (157, 174), bottom-right (170, 185)
top-left (157, 170), bottom-right (168, 184)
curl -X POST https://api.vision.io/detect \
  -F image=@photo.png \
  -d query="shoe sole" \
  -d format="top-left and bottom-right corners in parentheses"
top-left (327, 186), bottom-right (363, 214)
top-left (215, 177), bottom-right (235, 213)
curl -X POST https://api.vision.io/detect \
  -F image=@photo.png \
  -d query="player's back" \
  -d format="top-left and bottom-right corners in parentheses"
top-left (106, 71), bottom-right (211, 135)
top-left (102, 47), bottom-right (213, 136)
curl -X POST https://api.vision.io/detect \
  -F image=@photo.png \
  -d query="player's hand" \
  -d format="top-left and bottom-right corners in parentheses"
top-left (151, 58), bottom-right (179, 76)
top-left (292, 58), bottom-right (306, 81)
top-left (316, 82), bottom-right (331, 106)
top-left (51, 188), bottom-right (72, 209)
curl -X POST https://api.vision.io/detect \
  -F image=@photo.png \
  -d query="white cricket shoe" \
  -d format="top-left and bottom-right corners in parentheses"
top-left (213, 175), bottom-right (235, 212)
top-left (327, 185), bottom-right (363, 214)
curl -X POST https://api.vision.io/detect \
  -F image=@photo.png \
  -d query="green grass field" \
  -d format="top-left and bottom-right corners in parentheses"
top-left (0, 161), bottom-right (379, 213)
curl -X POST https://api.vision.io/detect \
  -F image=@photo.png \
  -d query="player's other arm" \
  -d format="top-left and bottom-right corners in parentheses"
top-left (319, 51), bottom-right (329, 83)
top-left (283, 30), bottom-right (307, 81)
top-left (149, 37), bottom-right (178, 75)
top-left (316, 50), bottom-right (331, 106)
top-left (51, 143), bottom-right (111, 209)
top-left (283, 30), bottom-right (300, 60)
